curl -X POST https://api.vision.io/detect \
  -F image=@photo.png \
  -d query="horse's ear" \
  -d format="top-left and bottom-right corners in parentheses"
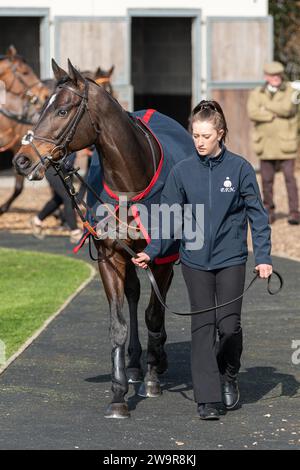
top-left (95, 66), bottom-right (102, 78)
top-left (52, 59), bottom-right (68, 82)
top-left (68, 59), bottom-right (85, 89)
top-left (7, 45), bottom-right (17, 59)
top-left (108, 65), bottom-right (115, 77)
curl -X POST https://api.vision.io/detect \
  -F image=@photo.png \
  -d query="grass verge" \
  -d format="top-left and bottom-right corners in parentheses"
top-left (0, 248), bottom-right (92, 361)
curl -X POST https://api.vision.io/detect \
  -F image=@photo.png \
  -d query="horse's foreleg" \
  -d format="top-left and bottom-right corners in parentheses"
top-left (124, 262), bottom-right (143, 383)
top-left (138, 263), bottom-right (174, 398)
top-left (0, 174), bottom-right (24, 215)
top-left (98, 255), bottom-right (130, 418)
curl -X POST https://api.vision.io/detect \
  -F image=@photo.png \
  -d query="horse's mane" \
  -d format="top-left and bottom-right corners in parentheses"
top-left (84, 76), bottom-right (125, 111)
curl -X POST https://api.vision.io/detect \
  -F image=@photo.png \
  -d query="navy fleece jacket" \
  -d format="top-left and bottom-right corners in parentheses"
top-left (144, 146), bottom-right (272, 270)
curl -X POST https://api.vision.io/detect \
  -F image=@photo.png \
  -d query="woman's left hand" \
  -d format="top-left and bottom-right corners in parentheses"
top-left (131, 252), bottom-right (151, 269)
top-left (255, 264), bottom-right (273, 279)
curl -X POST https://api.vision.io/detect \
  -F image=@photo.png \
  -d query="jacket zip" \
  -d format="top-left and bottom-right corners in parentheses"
top-left (207, 160), bottom-right (213, 270)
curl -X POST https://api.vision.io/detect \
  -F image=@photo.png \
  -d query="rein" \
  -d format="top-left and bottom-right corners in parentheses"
top-left (145, 266), bottom-right (283, 316)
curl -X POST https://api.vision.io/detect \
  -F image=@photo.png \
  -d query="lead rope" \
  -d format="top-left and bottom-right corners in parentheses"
top-left (145, 267), bottom-right (283, 316)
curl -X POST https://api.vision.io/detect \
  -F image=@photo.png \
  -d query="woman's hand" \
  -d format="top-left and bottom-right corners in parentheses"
top-left (131, 252), bottom-right (151, 269)
top-left (255, 264), bottom-right (273, 279)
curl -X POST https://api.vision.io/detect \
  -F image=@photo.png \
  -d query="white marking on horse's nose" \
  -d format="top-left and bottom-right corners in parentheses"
top-left (46, 93), bottom-right (57, 110)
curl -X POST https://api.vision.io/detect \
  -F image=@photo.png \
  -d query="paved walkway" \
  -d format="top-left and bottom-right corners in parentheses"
top-left (0, 231), bottom-right (299, 450)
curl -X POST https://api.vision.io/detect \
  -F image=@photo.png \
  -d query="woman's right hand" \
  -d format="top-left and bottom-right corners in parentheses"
top-left (131, 252), bottom-right (151, 269)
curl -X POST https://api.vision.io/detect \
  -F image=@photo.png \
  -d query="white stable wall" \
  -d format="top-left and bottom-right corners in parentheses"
top-left (0, 0), bottom-right (268, 18)
top-left (0, 0), bottom-right (270, 94)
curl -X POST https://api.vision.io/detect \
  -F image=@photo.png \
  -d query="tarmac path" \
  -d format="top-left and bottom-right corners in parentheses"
top-left (0, 232), bottom-right (299, 450)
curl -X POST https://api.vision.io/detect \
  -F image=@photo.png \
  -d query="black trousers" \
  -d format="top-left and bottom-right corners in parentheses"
top-left (181, 263), bottom-right (246, 404)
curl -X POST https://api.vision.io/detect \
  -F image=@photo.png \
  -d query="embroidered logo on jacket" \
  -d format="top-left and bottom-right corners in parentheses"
top-left (220, 177), bottom-right (235, 192)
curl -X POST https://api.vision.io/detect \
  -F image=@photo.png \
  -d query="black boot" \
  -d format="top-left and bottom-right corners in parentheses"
top-left (288, 212), bottom-right (300, 225)
top-left (222, 380), bottom-right (240, 409)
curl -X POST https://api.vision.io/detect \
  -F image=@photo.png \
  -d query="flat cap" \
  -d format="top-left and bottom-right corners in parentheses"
top-left (263, 61), bottom-right (284, 75)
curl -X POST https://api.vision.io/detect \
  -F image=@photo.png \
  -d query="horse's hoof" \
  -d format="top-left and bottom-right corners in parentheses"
top-left (138, 381), bottom-right (162, 398)
top-left (105, 402), bottom-right (130, 419)
top-left (156, 357), bottom-right (168, 375)
top-left (156, 366), bottom-right (168, 375)
top-left (127, 367), bottom-right (143, 383)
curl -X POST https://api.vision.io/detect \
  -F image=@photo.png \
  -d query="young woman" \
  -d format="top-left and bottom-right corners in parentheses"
top-left (132, 100), bottom-right (272, 420)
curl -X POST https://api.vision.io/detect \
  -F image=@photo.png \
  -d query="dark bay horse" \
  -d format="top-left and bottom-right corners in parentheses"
top-left (14, 59), bottom-right (180, 418)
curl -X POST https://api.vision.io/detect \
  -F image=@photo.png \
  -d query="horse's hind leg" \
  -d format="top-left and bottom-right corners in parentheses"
top-left (0, 174), bottom-right (24, 215)
top-left (124, 262), bottom-right (143, 383)
top-left (98, 255), bottom-right (130, 418)
top-left (138, 263), bottom-right (174, 398)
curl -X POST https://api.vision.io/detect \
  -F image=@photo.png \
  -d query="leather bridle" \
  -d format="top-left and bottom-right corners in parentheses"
top-left (21, 79), bottom-right (101, 168)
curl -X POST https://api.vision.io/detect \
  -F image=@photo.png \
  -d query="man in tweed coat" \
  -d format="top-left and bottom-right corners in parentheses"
top-left (247, 61), bottom-right (299, 225)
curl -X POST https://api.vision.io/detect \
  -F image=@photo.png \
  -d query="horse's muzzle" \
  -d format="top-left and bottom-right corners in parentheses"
top-left (13, 154), bottom-right (45, 180)
top-left (13, 154), bottom-right (31, 172)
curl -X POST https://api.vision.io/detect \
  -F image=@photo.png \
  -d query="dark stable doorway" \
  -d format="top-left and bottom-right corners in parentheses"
top-left (131, 17), bottom-right (192, 128)
top-left (0, 16), bottom-right (40, 75)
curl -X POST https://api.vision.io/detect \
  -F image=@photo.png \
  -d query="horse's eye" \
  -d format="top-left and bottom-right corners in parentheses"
top-left (58, 109), bottom-right (68, 117)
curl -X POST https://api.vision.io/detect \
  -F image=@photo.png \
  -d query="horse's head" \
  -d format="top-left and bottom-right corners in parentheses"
top-left (14, 59), bottom-right (99, 180)
top-left (0, 46), bottom-right (42, 96)
top-left (0, 45), bottom-right (18, 77)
